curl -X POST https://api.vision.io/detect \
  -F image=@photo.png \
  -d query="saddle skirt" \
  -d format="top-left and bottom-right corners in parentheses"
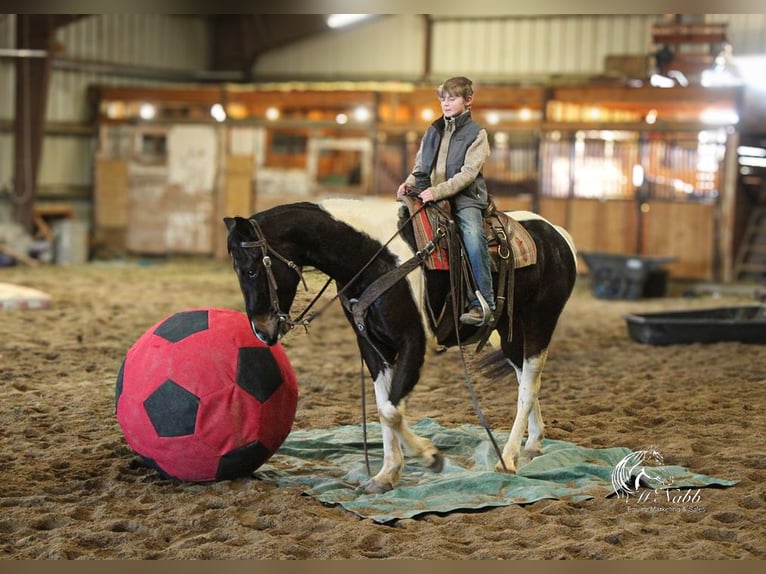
top-left (401, 196), bottom-right (537, 272)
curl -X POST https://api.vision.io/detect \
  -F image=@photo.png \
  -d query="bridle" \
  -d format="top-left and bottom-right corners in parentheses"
top-left (237, 218), bottom-right (310, 333)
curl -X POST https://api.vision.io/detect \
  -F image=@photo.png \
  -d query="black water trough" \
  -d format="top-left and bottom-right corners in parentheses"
top-left (625, 305), bottom-right (766, 345)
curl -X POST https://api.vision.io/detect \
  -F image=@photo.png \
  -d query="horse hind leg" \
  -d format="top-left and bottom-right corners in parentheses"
top-left (496, 348), bottom-right (548, 473)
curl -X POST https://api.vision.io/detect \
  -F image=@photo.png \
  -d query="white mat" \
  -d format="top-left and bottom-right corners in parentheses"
top-left (0, 282), bottom-right (52, 311)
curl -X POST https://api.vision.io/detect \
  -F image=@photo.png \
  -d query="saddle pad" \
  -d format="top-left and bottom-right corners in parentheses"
top-left (401, 196), bottom-right (450, 270)
top-left (503, 217), bottom-right (537, 269)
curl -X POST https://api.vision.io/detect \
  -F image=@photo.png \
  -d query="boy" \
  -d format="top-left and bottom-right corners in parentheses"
top-left (397, 76), bottom-right (495, 326)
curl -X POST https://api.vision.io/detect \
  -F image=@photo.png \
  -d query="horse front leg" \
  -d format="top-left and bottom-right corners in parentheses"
top-left (496, 349), bottom-right (548, 473)
top-left (366, 365), bottom-right (405, 493)
top-left (365, 366), bottom-right (444, 493)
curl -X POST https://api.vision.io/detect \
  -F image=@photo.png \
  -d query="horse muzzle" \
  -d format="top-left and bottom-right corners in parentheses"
top-left (249, 313), bottom-right (291, 346)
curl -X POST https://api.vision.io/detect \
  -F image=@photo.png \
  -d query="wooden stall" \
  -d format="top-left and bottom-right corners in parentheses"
top-left (89, 80), bottom-right (744, 281)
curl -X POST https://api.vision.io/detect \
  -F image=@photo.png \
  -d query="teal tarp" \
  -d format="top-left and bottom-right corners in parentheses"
top-left (255, 418), bottom-right (737, 523)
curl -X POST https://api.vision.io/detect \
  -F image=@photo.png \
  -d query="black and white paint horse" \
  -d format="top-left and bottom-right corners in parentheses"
top-left (224, 198), bottom-right (577, 493)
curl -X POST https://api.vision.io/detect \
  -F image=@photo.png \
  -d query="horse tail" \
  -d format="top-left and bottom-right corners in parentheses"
top-left (470, 348), bottom-right (515, 380)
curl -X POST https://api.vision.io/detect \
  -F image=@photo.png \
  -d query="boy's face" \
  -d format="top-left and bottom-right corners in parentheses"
top-left (439, 93), bottom-right (472, 118)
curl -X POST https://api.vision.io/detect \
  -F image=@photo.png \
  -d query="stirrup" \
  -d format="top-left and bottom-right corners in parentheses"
top-left (473, 291), bottom-right (493, 327)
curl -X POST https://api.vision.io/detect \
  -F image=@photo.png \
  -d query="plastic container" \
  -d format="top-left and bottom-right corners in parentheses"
top-left (54, 220), bottom-right (89, 265)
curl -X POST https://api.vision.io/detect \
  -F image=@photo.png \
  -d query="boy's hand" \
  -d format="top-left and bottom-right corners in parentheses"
top-left (418, 188), bottom-right (435, 203)
top-left (396, 183), bottom-right (408, 197)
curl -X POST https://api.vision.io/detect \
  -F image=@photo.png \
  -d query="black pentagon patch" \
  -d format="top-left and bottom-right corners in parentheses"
top-left (115, 359), bottom-right (125, 412)
top-left (154, 310), bottom-right (209, 343)
top-left (236, 347), bottom-right (282, 403)
top-left (216, 440), bottom-right (272, 480)
top-left (144, 379), bottom-right (200, 437)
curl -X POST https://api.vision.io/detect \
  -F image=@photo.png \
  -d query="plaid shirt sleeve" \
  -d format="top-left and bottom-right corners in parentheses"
top-left (430, 128), bottom-right (490, 201)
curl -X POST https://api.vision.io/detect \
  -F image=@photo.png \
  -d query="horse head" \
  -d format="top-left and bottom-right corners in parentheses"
top-left (224, 215), bottom-right (302, 346)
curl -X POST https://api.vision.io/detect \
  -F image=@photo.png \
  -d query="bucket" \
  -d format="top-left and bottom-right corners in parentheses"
top-left (54, 220), bottom-right (89, 265)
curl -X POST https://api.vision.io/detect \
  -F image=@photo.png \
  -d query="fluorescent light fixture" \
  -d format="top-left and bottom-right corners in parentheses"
top-left (737, 145), bottom-right (766, 157)
top-left (353, 106), bottom-right (371, 122)
top-left (632, 165), bottom-right (644, 188)
top-left (650, 73), bottom-right (675, 88)
top-left (667, 70), bottom-right (689, 87)
top-left (485, 111), bottom-right (500, 125)
top-left (327, 14), bottom-right (371, 29)
top-left (210, 103), bottom-right (226, 122)
top-left (739, 156), bottom-right (766, 168)
top-left (139, 103), bottom-right (156, 120)
top-left (700, 107), bottom-right (739, 125)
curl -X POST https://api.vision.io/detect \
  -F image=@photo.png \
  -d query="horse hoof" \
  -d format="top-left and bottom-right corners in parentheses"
top-left (425, 451), bottom-right (445, 473)
top-left (494, 459), bottom-right (517, 474)
top-left (364, 479), bottom-right (393, 494)
top-left (524, 448), bottom-right (542, 459)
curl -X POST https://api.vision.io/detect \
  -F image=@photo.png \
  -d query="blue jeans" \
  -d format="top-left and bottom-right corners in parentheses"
top-left (453, 206), bottom-right (495, 310)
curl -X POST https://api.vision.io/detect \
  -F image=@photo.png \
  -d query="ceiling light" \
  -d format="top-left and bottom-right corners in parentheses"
top-left (265, 107), bottom-right (280, 121)
top-left (353, 106), bottom-right (371, 122)
top-left (700, 108), bottom-right (739, 125)
top-left (210, 103), bottom-right (226, 122)
top-left (327, 15), bottom-right (371, 29)
top-left (650, 73), bottom-right (675, 88)
top-left (139, 103), bottom-right (156, 120)
top-left (737, 145), bottom-right (766, 157)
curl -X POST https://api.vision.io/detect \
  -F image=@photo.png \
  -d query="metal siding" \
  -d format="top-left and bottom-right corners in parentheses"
top-left (254, 14), bottom-right (766, 81)
top-left (0, 62), bottom-right (13, 118)
top-left (708, 13), bottom-right (766, 54)
top-left (429, 15), bottom-right (663, 80)
top-left (0, 16), bottom-right (15, 119)
top-left (57, 15), bottom-right (209, 69)
top-left (39, 16), bottom-right (211, 189)
top-left (0, 134), bottom-right (11, 187)
top-left (39, 136), bottom-right (92, 187)
top-left (255, 15), bottom-right (423, 79)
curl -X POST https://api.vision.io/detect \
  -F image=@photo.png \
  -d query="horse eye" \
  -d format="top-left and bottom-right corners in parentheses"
top-left (246, 269), bottom-right (257, 279)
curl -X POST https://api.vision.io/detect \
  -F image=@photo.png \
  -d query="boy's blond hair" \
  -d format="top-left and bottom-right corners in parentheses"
top-left (437, 76), bottom-right (475, 100)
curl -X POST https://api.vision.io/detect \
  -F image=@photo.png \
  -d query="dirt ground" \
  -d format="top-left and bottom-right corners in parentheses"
top-left (1, 257), bottom-right (764, 559)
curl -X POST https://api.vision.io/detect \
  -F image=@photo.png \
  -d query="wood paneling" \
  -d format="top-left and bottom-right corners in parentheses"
top-left (538, 197), bottom-right (713, 279)
top-left (643, 200), bottom-right (714, 279)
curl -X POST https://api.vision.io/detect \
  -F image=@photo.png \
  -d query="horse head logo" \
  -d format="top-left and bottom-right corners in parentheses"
top-left (611, 446), bottom-right (674, 499)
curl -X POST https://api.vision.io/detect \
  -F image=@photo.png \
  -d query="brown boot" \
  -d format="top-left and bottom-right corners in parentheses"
top-left (459, 305), bottom-right (486, 326)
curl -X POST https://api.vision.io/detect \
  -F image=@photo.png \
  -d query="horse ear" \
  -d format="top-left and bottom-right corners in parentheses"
top-left (223, 217), bottom-right (236, 232)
